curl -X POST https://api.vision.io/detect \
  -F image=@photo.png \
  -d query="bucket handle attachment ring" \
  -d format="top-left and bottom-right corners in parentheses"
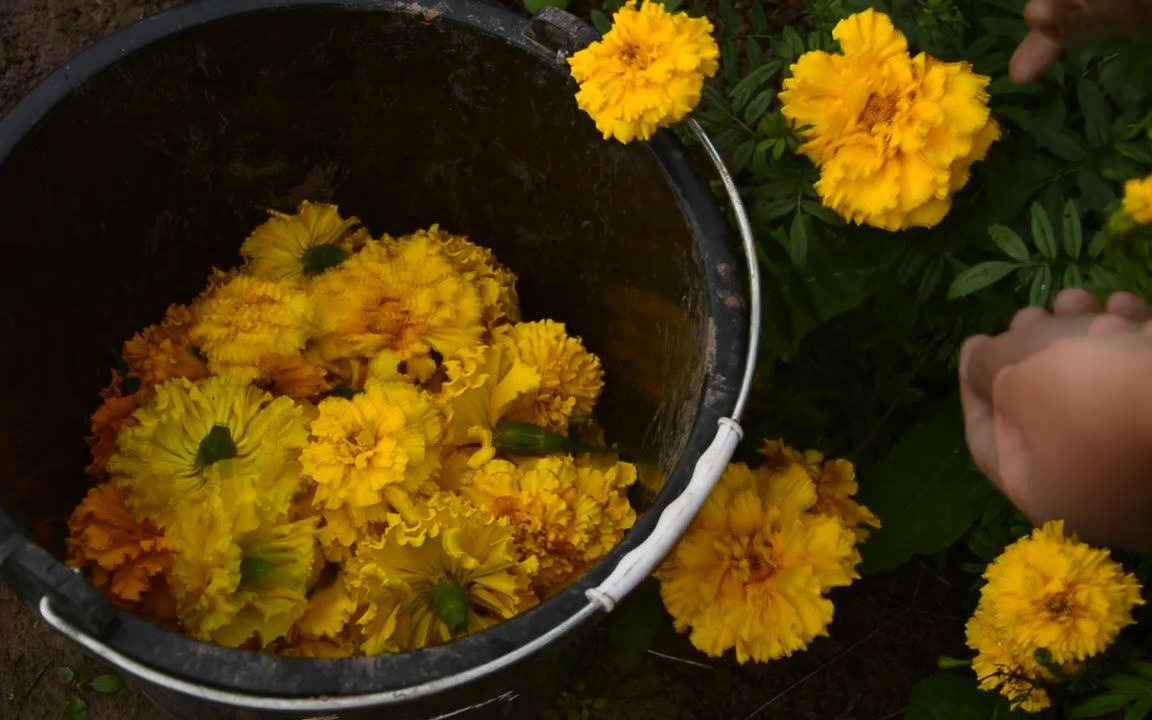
top-left (38, 118), bottom-right (761, 716)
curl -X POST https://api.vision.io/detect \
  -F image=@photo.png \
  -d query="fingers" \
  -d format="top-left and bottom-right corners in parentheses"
top-left (1010, 30), bottom-right (1063, 84)
top-left (1106, 291), bottom-right (1152, 322)
top-left (960, 336), bottom-right (999, 481)
top-left (1053, 288), bottom-right (1102, 315)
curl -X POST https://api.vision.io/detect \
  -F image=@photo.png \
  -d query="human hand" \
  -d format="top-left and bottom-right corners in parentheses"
top-left (959, 289), bottom-right (1152, 550)
top-left (1010, 0), bottom-right (1152, 84)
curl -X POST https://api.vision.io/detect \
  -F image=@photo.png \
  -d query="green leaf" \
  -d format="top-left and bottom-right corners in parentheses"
top-left (801, 200), bottom-right (844, 227)
top-left (1078, 79), bottom-right (1112, 148)
top-left (1061, 200), bottom-right (1083, 258)
top-left (1079, 167), bottom-right (1117, 210)
top-left (1126, 693), bottom-right (1152, 720)
top-left (744, 90), bottom-right (775, 125)
top-left (87, 674), bottom-right (124, 694)
top-left (1116, 141), bottom-right (1152, 165)
top-left (948, 261), bottom-right (1020, 299)
top-left (522, 0), bottom-right (569, 12)
top-left (859, 401), bottom-right (990, 574)
top-left (1034, 127), bottom-right (1089, 162)
top-left (607, 579), bottom-right (665, 672)
top-left (1089, 228), bottom-right (1107, 259)
top-left (60, 696), bottom-right (87, 720)
top-left (989, 225), bottom-right (1030, 261)
top-left (906, 673), bottom-right (998, 720)
top-left (57, 667), bottom-right (75, 686)
top-left (1030, 202), bottom-right (1057, 259)
top-left (789, 209), bottom-right (809, 267)
top-left (1133, 661), bottom-right (1152, 680)
top-left (1072, 693), bottom-right (1136, 718)
top-left (1029, 264), bottom-right (1053, 306)
top-left (1062, 265), bottom-right (1083, 290)
top-left (1104, 675), bottom-right (1152, 694)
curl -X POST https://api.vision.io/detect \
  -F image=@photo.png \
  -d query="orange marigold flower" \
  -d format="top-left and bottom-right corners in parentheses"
top-left (122, 304), bottom-right (209, 388)
top-left (85, 371), bottom-right (142, 478)
top-left (261, 354), bottom-right (332, 401)
top-left (66, 482), bottom-right (173, 607)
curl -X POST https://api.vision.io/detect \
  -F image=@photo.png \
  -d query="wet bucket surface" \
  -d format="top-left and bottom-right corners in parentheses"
top-left (0, 1), bottom-right (750, 717)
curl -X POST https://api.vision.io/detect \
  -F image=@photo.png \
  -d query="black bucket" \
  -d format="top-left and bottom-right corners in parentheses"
top-left (0, 1), bottom-right (758, 718)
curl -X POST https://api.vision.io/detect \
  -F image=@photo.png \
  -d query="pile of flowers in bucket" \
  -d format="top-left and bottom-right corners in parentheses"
top-left (65, 201), bottom-right (639, 656)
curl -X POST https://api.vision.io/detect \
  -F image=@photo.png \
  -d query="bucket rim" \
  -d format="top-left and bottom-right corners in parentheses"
top-left (0, 0), bottom-right (752, 701)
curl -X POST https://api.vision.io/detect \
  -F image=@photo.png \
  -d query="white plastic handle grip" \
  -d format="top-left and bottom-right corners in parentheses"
top-left (585, 417), bottom-right (743, 612)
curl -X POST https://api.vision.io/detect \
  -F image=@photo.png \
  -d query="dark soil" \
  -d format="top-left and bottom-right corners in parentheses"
top-left (0, 1), bottom-right (965, 718)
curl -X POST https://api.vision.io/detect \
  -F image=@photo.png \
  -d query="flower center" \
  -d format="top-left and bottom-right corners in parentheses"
top-left (430, 576), bottom-right (469, 634)
top-left (301, 243), bottom-right (349, 277)
top-left (619, 42), bottom-right (651, 70)
top-left (196, 425), bottom-right (238, 468)
top-left (1044, 592), bottom-right (1072, 618)
top-left (493, 495), bottom-right (522, 517)
top-left (859, 91), bottom-right (900, 131)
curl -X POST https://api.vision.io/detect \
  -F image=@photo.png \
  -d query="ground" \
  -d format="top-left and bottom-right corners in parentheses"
top-left (0, 1), bottom-right (966, 718)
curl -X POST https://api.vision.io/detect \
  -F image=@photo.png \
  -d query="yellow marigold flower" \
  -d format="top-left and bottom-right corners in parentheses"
top-left (656, 463), bottom-right (859, 663)
top-left (567, 1), bottom-right (719, 143)
top-left (779, 9), bottom-right (998, 230)
top-left (493, 321), bottom-right (604, 434)
top-left (185, 518), bottom-right (318, 648)
top-left (1123, 174), bottom-right (1152, 224)
top-left (439, 344), bottom-right (541, 466)
top-left (403, 225), bottom-right (520, 328)
top-left (122, 304), bottom-right (209, 389)
top-left (346, 494), bottom-right (538, 654)
top-left (110, 376), bottom-right (309, 538)
top-left (302, 381), bottom-right (443, 519)
top-left (66, 482), bottom-right (172, 607)
top-left (85, 371), bottom-right (142, 478)
top-left (977, 520), bottom-right (1143, 664)
top-left (310, 236), bottom-right (484, 376)
top-left (464, 455), bottom-right (636, 596)
top-left (190, 274), bottom-right (314, 375)
top-left (261, 354), bottom-right (332, 401)
top-left (241, 200), bottom-right (369, 282)
top-left (966, 610), bottom-right (1053, 712)
top-left (296, 575), bottom-right (359, 641)
top-left (758, 440), bottom-right (880, 541)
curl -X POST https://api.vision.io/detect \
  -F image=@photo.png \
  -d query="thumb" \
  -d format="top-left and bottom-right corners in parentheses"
top-left (1010, 30), bottom-right (1063, 84)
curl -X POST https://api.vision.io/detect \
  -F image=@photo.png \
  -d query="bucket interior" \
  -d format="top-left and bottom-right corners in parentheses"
top-left (0, 4), bottom-right (721, 563)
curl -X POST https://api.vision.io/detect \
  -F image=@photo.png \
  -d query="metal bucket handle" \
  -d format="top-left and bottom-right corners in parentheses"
top-left (38, 9), bottom-right (763, 712)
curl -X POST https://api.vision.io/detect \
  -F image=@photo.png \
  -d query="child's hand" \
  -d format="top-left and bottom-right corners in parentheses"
top-left (1010, 0), bottom-right (1152, 84)
top-left (960, 289), bottom-right (1152, 550)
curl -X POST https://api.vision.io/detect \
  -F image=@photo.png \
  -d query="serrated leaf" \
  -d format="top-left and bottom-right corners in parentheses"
top-left (87, 674), bottom-right (124, 694)
top-left (1079, 167), bottom-right (1117, 210)
top-left (1133, 661), bottom-right (1152, 680)
top-left (1125, 694), bottom-right (1152, 720)
top-left (1061, 200), bottom-right (1083, 258)
top-left (746, 38), bottom-right (763, 68)
top-left (801, 200), bottom-right (844, 227)
top-left (744, 90), bottom-right (775, 125)
top-left (783, 27), bottom-right (805, 58)
top-left (1062, 265), bottom-right (1083, 289)
top-left (730, 140), bottom-right (755, 175)
top-left (1104, 675), bottom-right (1152, 694)
top-left (1078, 79), bottom-right (1112, 148)
top-left (728, 61), bottom-right (782, 111)
top-left (1030, 202), bottom-right (1057, 258)
top-left (989, 225), bottom-right (1029, 261)
top-left (906, 674), bottom-right (998, 720)
top-left (1116, 141), bottom-right (1152, 164)
top-left (1029, 264), bottom-right (1053, 305)
top-left (948, 261), bottom-right (1020, 299)
top-left (1072, 693), bottom-right (1136, 718)
top-left (1034, 127), bottom-right (1088, 162)
top-left (859, 401), bottom-right (989, 574)
top-left (750, 0), bottom-right (767, 32)
top-left (789, 209), bottom-right (809, 267)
